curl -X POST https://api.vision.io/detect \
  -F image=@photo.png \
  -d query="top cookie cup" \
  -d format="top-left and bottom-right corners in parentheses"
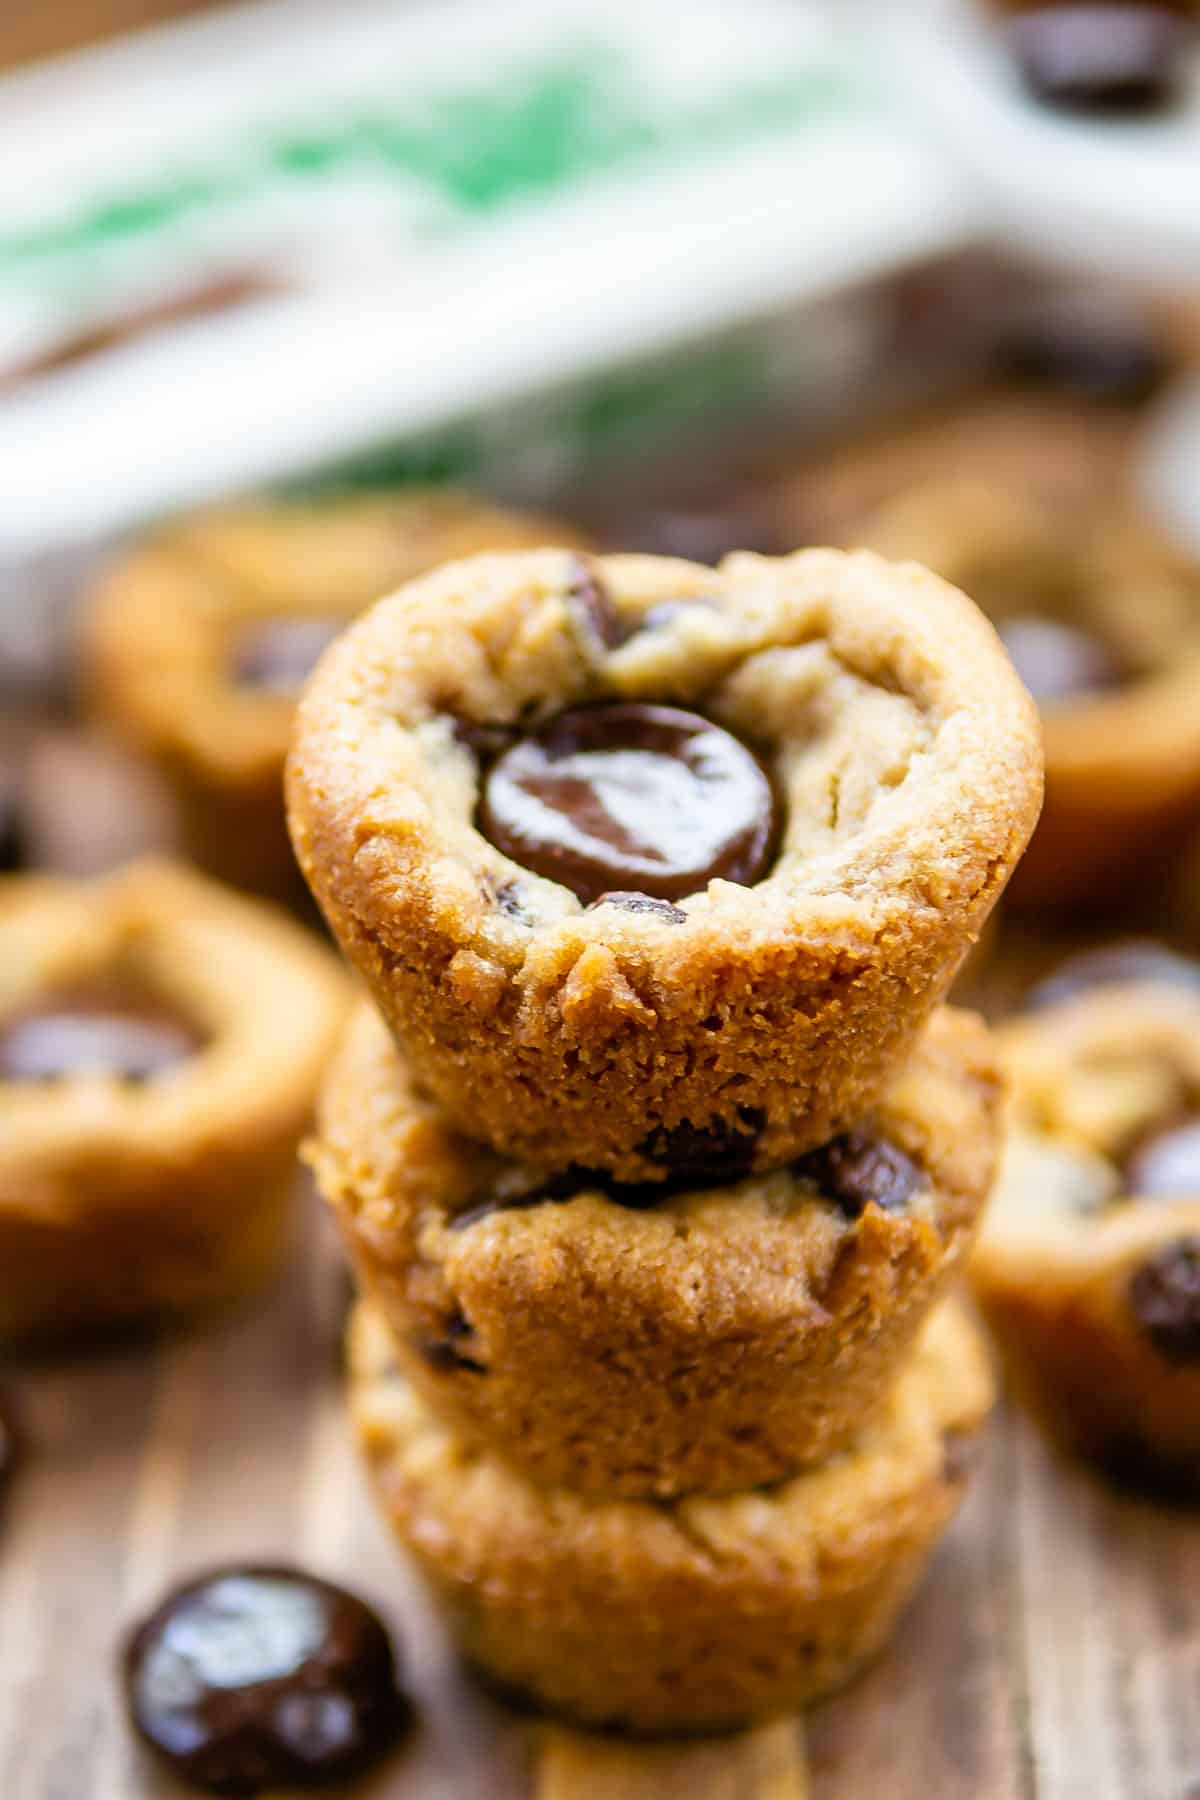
top-left (287, 547), bottom-right (1042, 1180)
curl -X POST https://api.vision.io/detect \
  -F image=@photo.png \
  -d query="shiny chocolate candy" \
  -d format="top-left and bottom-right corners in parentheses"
top-left (478, 702), bottom-right (780, 905)
top-left (124, 1566), bottom-right (409, 1795)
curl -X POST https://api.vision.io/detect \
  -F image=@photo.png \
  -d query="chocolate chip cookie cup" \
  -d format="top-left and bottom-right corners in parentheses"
top-left (349, 1297), bottom-right (993, 1736)
top-left (288, 546), bottom-right (1040, 1181)
top-left (312, 1003), bottom-right (1001, 1498)
top-left (82, 492), bottom-right (586, 900)
top-left (0, 859), bottom-right (346, 1339)
top-left (973, 979), bottom-right (1200, 1494)
top-left (853, 477), bottom-right (1200, 912)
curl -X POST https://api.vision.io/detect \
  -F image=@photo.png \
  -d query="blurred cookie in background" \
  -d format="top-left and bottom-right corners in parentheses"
top-left (844, 474), bottom-right (1200, 913)
top-left (0, 858), bottom-right (346, 1340)
top-left (974, 968), bottom-right (1200, 1497)
top-left (79, 491), bottom-right (590, 903)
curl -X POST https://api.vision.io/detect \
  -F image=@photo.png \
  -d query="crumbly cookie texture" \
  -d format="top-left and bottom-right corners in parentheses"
top-left (288, 546), bottom-right (1041, 1179)
top-left (974, 980), bottom-right (1200, 1491)
top-left (349, 1298), bottom-right (993, 1736)
top-left (81, 493), bottom-right (587, 897)
top-left (0, 859), bottom-right (347, 1337)
top-left (850, 475), bottom-right (1200, 911)
top-left (312, 1003), bottom-right (1002, 1498)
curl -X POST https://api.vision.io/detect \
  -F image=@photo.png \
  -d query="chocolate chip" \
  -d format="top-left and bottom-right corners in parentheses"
top-left (448, 1135), bottom-right (766, 1232)
top-left (492, 878), bottom-right (536, 925)
top-left (230, 616), bottom-right (346, 694)
top-left (0, 985), bottom-right (201, 1084)
top-left (450, 716), bottom-right (519, 767)
top-left (1027, 940), bottom-right (1200, 1011)
top-left (638, 1106), bottom-right (766, 1184)
top-left (941, 1429), bottom-right (977, 1486)
top-left (1129, 1238), bottom-right (1200, 1361)
top-left (588, 892), bottom-right (687, 923)
top-left (566, 555), bottom-right (631, 651)
top-left (792, 1130), bottom-right (922, 1219)
top-left (1005, 6), bottom-right (1190, 114)
top-left (414, 1309), bottom-right (488, 1375)
top-left (997, 616), bottom-right (1126, 707)
top-left (477, 702), bottom-right (781, 906)
top-left (124, 1566), bottom-right (409, 1795)
top-left (1123, 1116), bottom-right (1200, 1199)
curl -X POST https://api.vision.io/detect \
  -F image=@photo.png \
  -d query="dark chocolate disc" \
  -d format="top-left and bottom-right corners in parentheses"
top-left (997, 615), bottom-right (1125, 707)
top-left (231, 617), bottom-right (345, 694)
top-left (1128, 1238), bottom-right (1200, 1361)
top-left (792, 1130), bottom-right (922, 1219)
top-left (0, 985), bottom-right (200, 1084)
top-left (1123, 1115), bottom-right (1200, 1199)
top-left (1005, 5), bottom-right (1190, 114)
top-left (123, 1566), bottom-right (409, 1796)
top-left (477, 702), bottom-right (780, 905)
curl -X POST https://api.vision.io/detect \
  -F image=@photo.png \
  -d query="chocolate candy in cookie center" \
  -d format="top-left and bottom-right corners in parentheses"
top-left (0, 983), bottom-right (201, 1084)
top-left (996, 615), bottom-right (1126, 707)
top-left (477, 702), bottom-right (780, 906)
top-left (124, 1565), bottom-right (409, 1795)
top-left (230, 616), bottom-right (346, 695)
top-left (1123, 1115), bottom-right (1200, 1199)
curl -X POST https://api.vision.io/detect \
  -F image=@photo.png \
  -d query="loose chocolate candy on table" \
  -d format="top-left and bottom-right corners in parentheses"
top-left (1123, 1115), bottom-right (1200, 1198)
top-left (1005, 6), bottom-right (1191, 114)
top-left (793, 1130), bottom-right (922, 1219)
top-left (1128, 1237), bottom-right (1200, 1361)
top-left (230, 617), bottom-right (345, 694)
top-left (123, 1566), bottom-right (409, 1796)
top-left (477, 702), bottom-right (780, 906)
top-left (0, 985), bottom-right (200, 1084)
top-left (1027, 940), bottom-right (1200, 1011)
top-left (996, 615), bottom-right (1124, 707)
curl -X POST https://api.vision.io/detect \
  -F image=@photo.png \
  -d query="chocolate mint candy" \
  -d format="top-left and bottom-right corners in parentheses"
top-left (478, 702), bottom-right (780, 905)
top-left (124, 1565), bottom-right (409, 1795)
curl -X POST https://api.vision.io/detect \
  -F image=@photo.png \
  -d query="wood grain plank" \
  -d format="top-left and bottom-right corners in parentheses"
top-left (0, 1190), bottom-right (1195, 1799)
top-left (536, 1721), bottom-right (807, 1800)
top-left (808, 1408), bottom-right (1029, 1800)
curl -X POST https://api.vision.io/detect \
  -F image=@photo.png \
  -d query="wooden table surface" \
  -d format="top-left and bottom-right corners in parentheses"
top-left (0, 1187), bottom-right (1196, 1800)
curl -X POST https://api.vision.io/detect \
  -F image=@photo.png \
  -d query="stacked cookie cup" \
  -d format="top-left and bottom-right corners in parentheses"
top-left (290, 544), bottom-right (1044, 1734)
